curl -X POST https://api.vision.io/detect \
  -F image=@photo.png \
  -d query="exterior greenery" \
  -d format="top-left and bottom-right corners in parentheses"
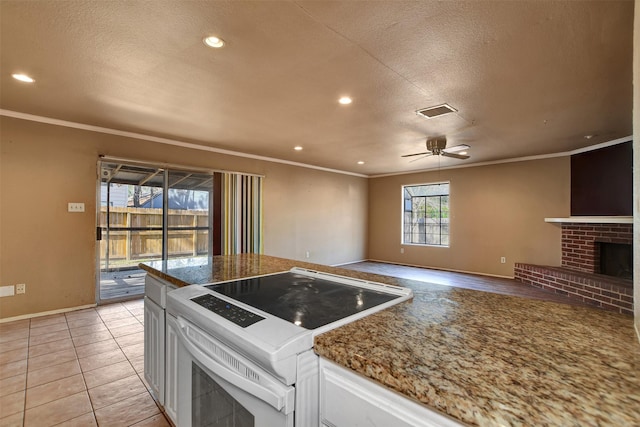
top-left (402, 183), bottom-right (450, 246)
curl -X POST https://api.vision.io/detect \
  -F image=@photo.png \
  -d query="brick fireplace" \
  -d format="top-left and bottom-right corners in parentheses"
top-left (561, 222), bottom-right (632, 275)
top-left (515, 219), bottom-right (633, 316)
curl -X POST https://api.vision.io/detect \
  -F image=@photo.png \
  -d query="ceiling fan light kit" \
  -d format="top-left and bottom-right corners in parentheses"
top-left (426, 137), bottom-right (447, 154)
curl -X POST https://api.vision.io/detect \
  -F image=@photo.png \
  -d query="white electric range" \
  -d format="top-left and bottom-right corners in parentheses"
top-left (164, 267), bottom-right (412, 427)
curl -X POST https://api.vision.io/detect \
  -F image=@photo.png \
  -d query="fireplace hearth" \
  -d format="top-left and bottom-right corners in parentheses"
top-left (514, 219), bottom-right (633, 316)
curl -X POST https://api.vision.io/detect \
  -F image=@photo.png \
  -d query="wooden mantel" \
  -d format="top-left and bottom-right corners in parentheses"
top-left (544, 216), bottom-right (633, 224)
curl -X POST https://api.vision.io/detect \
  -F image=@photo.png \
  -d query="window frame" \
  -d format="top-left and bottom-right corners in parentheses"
top-left (401, 181), bottom-right (450, 248)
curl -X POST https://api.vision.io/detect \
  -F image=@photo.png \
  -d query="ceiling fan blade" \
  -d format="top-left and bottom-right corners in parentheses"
top-left (443, 144), bottom-right (470, 153)
top-left (408, 154), bottom-right (432, 163)
top-left (441, 152), bottom-right (470, 160)
top-left (401, 151), bottom-right (432, 158)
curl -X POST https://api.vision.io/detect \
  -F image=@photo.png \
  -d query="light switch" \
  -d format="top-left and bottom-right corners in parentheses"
top-left (68, 203), bottom-right (85, 212)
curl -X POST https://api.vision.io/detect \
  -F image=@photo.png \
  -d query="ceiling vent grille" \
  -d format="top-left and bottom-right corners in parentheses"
top-left (416, 104), bottom-right (457, 119)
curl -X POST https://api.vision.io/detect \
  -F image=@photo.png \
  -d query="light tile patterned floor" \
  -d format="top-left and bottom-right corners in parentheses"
top-left (0, 299), bottom-right (170, 427)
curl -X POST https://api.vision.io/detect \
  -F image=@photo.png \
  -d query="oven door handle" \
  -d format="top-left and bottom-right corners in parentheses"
top-left (176, 316), bottom-right (294, 413)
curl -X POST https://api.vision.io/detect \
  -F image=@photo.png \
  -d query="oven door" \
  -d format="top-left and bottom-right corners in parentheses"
top-left (168, 314), bottom-right (295, 427)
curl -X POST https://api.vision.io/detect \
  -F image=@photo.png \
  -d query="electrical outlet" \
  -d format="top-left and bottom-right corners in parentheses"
top-left (500, 257), bottom-right (506, 264)
top-left (16, 283), bottom-right (26, 294)
top-left (305, 251), bottom-right (310, 259)
top-left (400, 248), bottom-right (405, 254)
top-left (67, 202), bottom-right (85, 212)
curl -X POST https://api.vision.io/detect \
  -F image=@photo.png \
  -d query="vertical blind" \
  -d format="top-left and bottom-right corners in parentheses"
top-left (222, 173), bottom-right (263, 254)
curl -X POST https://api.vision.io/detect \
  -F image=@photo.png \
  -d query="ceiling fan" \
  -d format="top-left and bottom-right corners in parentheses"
top-left (402, 137), bottom-right (470, 160)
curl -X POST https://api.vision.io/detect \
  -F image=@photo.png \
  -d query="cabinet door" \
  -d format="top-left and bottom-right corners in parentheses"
top-left (320, 359), bottom-right (462, 427)
top-left (143, 297), bottom-right (165, 405)
top-left (164, 314), bottom-right (179, 425)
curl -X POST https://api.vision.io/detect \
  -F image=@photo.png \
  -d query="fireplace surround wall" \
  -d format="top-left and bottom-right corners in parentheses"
top-left (514, 218), bottom-right (633, 316)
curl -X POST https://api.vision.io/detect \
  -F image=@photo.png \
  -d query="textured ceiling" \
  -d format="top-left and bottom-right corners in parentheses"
top-left (0, 1), bottom-right (634, 176)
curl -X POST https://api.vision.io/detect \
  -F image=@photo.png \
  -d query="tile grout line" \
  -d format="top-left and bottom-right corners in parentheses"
top-left (113, 301), bottom-right (171, 426)
top-left (94, 301), bottom-right (169, 426)
top-left (85, 304), bottom-right (129, 424)
top-left (64, 309), bottom-right (98, 427)
top-left (22, 318), bottom-right (31, 427)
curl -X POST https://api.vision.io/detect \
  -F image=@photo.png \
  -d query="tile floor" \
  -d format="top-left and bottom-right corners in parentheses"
top-left (0, 298), bottom-right (171, 427)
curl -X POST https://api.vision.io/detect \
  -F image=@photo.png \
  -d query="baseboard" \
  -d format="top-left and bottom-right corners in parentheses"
top-left (365, 258), bottom-right (514, 280)
top-left (331, 259), bottom-right (368, 267)
top-left (0, 303), bottom-right (97, 323)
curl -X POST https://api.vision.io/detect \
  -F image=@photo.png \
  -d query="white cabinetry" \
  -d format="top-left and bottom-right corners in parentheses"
top-left (143, 274), bottom-right (177, 410)
top-left (319, 359), bottom-right (463, 427)
top-left (143, 296), bottom-right (164, 405)
top-left (164, 314), bottom-right (179, 425)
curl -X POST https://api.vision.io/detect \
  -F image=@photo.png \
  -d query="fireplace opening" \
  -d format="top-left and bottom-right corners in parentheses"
top-left (598, 242), bottom-right (633, 280)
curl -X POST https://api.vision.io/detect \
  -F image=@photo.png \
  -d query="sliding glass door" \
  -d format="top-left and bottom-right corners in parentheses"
top-left (98, 162), bottom-right (215, 302)
top-left (166, 170), bottom-right (214, 260)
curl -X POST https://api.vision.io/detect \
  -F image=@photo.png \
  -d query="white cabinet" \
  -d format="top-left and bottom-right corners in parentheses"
top-left (319, 359), bottom-right (463, 427)
top-left (164, 314), bottom-right (179, 425)
top-left (144, 274), bottom-right (177, 308)
top-left (143, 296), bottom-right (165, 405)
top-left (143, 273), bottom-right (177, 410)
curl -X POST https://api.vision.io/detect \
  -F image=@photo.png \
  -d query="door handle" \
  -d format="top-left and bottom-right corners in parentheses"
top-left (176, 316), bottom-right (294, 413)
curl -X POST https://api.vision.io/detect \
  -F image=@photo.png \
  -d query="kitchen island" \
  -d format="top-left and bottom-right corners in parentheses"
top-left (141, 254), bottom-right (640, 426)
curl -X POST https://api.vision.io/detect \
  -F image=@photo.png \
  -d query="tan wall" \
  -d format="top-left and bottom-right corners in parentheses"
top-left (264, 165), bottom-right (367, 263)
top-left (0, 116), bottom-right (368, 319)
top-left (368, 157), bottom-right (570, 277)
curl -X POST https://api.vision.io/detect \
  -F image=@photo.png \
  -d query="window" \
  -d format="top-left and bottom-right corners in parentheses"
top-left (402, 182), bottom-right (449, 246)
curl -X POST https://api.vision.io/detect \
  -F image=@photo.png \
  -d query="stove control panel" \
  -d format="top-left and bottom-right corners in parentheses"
top-left (190, 294), bottom-right (264, 328)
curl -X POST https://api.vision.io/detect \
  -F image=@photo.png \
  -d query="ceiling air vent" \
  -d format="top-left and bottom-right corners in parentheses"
top-left (416, 104), bottom-right (457, 119)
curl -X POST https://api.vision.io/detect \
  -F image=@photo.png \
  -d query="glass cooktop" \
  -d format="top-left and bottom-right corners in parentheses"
top-left (204, 271), bottom-right (399, 329)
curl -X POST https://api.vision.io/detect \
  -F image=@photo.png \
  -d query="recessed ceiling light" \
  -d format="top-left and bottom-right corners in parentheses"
top-left (584, 134), bottom-right (594, 140)
top-left (357, 161), bottom-right (365, 165)
top-left (203, 36), bottom-right (225, 48)
top-left (12, 73), bottom-right (34, 83)
top-left (338, 96), bottom-right (352, 105)
top-left (294, 146), bottom-right (303, 151)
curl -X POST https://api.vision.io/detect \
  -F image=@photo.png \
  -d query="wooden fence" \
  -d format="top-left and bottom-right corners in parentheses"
top-left (99, 207), bottom-right (209, 268)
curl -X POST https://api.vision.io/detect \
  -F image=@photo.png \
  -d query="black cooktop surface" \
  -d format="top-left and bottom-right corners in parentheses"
top-left (204, 272), bottom-right (399, 329)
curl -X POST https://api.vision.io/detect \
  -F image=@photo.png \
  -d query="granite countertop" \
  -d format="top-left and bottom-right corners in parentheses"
top-left (139, 253), bottom-right (386, 287)
top-left (141, 255), bottom-right (640, 426)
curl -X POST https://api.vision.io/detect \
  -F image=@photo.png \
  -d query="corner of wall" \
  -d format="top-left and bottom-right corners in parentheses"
top-left (633, 0), bottom-right (639, 341)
